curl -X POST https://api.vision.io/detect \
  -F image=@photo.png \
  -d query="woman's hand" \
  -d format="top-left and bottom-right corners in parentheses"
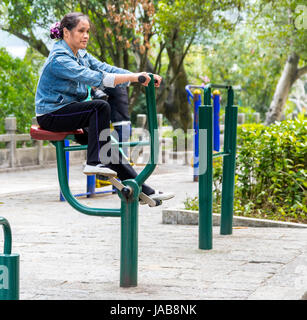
top-left (153, 74), bottom-right (162, 87)
top-left (134, 72), bottom-right (163, 87)
top-left (134, 72), bottom-right (151, 86)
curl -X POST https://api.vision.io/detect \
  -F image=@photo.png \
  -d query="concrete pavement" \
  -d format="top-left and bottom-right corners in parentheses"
top-left (0, 163), bottom-right (307, 300)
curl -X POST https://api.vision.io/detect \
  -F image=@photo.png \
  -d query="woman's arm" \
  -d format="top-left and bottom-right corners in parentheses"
top-left (87, 53), bottom-right (162, 88)
top-left (113, 73), bottom-right (162, 87)
top-left (51, 53), bottom-right (162, 89)
top-left (87, 53), bottom-right (131, 75)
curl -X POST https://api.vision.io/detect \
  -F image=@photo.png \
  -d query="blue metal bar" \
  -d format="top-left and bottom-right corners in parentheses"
top-left (86, 175), bottom-right (96, 198)
top-left (193, 91), bottom-right (201, 182)
top-left (213, 93), bottom-right (220, 152)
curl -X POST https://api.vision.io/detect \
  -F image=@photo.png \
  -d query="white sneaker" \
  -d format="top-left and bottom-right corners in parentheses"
top-left (83, 164), bottom-right (117, 177)
top-left (139, 190), bottom-right (175, 205)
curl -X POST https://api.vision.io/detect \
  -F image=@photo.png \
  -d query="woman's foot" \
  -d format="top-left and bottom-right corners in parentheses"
top-left (139, 190), bottom-right (175, 205)
top-left (83, 164), bottom-right (117, 177)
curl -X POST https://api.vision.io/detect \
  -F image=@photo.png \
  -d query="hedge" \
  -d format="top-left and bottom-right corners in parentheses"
top-left (184, 117), bottom-right (307, 223)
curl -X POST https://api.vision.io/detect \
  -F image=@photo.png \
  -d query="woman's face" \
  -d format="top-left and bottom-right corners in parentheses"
top-left (64, 18), bottom-right (90, 53)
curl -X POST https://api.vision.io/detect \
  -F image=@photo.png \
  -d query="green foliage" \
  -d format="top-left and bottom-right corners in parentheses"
top-left (252, 0), bottom-right (307, 61)
top-left (186, 27), bottom-right (284, 117)
top-left (234, 119), bottom-right (307, 222)
top-left (0, 0), bottom-right (249, 130)
top-left (186, 0), bottom-right (307, 119)
top-left (0, 47), bottom-right (44, 133)
top-left (155, 0), bottom-right (239, 40)
top-left (184, 118), bottom-right (307, 223)
top-left (183, 195), bottom-right (199, 211)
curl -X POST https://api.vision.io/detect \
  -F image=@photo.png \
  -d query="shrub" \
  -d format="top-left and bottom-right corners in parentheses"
top-left (184, 118), bottom-right (307, 223)
top-left (0, 48), bottom-right (44, 133)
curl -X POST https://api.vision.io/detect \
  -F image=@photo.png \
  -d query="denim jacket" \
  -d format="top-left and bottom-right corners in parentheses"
top-left (35, 39), bottom-right (131, 115)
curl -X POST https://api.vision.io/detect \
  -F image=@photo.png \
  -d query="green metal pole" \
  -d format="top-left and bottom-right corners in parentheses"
top-left (198, 87), bottom-right (213, 250)
top-left (220, 88), bottom-right (238, 235)
top-left (0, 217), bottom-right (19, 300)
top-left (119, 180), bottom-right (140, 287)
top-left (119, 75), bottom-right (158, 286)
top-left (135, 74), bottom-right (159, 187)
top-left (119, 74), bottom-right (159, 286)
top-left (55, 140), bottom-right (121, 217)
top-left (204, 86), bottom-right (211, 105)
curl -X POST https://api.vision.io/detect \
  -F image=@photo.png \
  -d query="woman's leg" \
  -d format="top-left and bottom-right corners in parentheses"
top-left (37, 100), bottom-right (111, 165)
top-left (67, 121), bottom-right (155, 195)
top-left (37, 100), bottom-right (156, 196)
top-left (106, 150), bottom-right (155, 195)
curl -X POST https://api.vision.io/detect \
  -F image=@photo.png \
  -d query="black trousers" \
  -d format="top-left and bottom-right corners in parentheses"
top-left (37, 100), bottom-right (154, 195)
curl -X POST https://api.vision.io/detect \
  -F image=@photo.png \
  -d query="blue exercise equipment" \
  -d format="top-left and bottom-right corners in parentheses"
top-left (185, 85), bottom-right (221, 181)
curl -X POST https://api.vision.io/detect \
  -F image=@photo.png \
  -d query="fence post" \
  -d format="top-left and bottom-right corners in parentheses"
top-left (254, 112), bottom-right (260, 123)
top-left (157, 113), bottom-right (163, 128)
top-left (136, 114), bottom-right (147, 129)
top-left (237, 113), bottom-right (245, 125)
top-left (5, 117), bottom-right (16, 168)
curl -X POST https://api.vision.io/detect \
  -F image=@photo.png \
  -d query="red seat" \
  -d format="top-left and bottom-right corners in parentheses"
top-left (30, 125), bottom-right (84, 141)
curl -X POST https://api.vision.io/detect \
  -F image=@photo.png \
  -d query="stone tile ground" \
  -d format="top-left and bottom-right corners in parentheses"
top-left (0, 164), bottom-right (306, 300)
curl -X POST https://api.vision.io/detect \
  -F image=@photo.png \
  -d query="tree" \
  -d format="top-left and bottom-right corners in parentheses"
top-left (154, 0), bottom-right (243, 130)
top-left (0, 0), bottom-right (160, 124)
top-left (190, 26), bottom-right (284, 117)
top-left (0, 0), bottom-right (243, 130)
top-left (0, 48), bottom-right (44, 133)
top-left (252, 1), bottom-right (307, 125)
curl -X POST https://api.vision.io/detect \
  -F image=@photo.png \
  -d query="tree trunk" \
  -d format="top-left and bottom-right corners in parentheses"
top-left (161, 31), bottom-right (192, 131)
top-left (265, 52), bottom-right (299, 125)
top-left (162, 69), bottom-right (191, 132)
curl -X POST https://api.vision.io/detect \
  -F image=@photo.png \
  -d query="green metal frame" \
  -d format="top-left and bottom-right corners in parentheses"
top-left (51, 75), bottom-right (158, 287)
top-left (0, 216), bottom-right (19, 300)
top-left (198, 84), bottom-right (238, 250)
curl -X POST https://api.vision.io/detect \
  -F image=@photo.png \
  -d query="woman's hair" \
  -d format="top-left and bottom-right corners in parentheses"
top-left (50, 12), bottom-right (90, 40)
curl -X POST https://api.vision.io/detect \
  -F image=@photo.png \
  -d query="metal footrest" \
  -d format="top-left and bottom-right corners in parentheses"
top-left (109, 178), bottom-right (161, 207)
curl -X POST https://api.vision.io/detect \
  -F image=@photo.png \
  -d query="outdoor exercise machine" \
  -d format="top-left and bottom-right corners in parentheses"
top-left (0, 216), bottom-right (19, 300)
top-left (1, 78), bottom-right (238, 299)
top-left (198, 84), bottom-right (238, 250)
top-left (186, 85), bottom-right (221, 181)
top-left (29, 74), bottom-right (160, 288)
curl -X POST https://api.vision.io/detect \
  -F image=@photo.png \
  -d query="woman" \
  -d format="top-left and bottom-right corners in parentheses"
top-left (35, 12), bottom-right (174, 203)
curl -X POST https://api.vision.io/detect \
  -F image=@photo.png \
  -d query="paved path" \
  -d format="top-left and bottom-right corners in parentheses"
top-left (0, 163), bottom-right (307, 300)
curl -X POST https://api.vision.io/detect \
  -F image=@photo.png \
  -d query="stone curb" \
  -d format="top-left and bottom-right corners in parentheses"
top-left (162, 208), bottom-right (307, 228)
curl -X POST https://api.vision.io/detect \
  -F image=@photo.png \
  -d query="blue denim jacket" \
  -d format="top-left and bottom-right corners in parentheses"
top-left (35, 39), bottom-right (131, 115)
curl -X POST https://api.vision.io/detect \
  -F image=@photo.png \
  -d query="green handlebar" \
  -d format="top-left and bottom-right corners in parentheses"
top-left (205, 84), bottom-right (232, 90)
top-left (0, 216), bottom-right (12, 254)
top-left (135, 74), bottom-right (159, 187)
